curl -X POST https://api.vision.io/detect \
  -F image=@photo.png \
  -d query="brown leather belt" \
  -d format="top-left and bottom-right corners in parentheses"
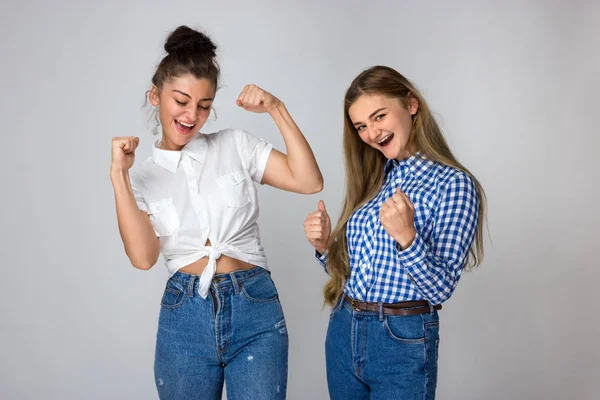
top-left (344, 294), bottom-right (441, 316)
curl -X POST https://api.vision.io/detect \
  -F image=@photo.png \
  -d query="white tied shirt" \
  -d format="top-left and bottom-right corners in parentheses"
top-left (129, 128), bottom-right (273, 298)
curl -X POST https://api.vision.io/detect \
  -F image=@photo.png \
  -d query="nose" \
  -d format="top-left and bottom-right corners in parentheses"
top-left (367, 124), bottom-right (379, 141)
top-left (186, 105), bottom-right (198, 122)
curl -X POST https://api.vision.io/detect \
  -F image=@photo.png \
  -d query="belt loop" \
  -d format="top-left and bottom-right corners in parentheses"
top-left (230, 272), bottom-right (240, 294)
top-left (187, 275), bottom-right (196, 297)
top-left (378, 302), bottom-right (384, 321)
top-left (429, 302), bottom-right (434, 315)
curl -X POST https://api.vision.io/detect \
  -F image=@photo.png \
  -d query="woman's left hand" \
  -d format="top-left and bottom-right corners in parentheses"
top-left (236, 84), bottom-right (281, 114)
top-left (380, 188), bottom-right (417, 249)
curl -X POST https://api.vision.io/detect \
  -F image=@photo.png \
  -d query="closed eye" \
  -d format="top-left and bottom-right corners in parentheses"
top-left (175, 100), bottom-right (186, 106)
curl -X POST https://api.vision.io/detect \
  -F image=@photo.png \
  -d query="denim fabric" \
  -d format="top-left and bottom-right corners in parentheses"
top-left (326, 296), bottom-right (439, 399)
top-left (154, 267), bottom-right (288, 399)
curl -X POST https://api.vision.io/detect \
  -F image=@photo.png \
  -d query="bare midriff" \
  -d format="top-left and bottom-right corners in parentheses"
top-left (178, 239), bottom-right (255, 276)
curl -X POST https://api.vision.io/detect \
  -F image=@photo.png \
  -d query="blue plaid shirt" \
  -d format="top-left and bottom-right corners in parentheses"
top-left (317, 153), bottom-right (479, 305)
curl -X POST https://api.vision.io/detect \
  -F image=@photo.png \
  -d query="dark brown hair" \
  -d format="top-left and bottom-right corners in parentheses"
top-left (151, 25), bottom-right (220, 91)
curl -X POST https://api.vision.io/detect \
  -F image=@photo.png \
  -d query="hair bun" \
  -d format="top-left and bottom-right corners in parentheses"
top-left (164, 25), bottom-right (216, 58)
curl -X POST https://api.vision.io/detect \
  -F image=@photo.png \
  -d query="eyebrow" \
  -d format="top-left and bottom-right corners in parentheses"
top-left (353, 107), bottom-right (387, 126)
top-left (172, 90), bottom-right (214, 101)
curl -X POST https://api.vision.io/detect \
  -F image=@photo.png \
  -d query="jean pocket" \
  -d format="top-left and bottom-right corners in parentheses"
top-left (383, 315), bottom-right (426, 344)
top-left (148, 198), bottom-right (180, 236)
top-left (160, 280), bottom-right (187, 310)
top-left (216, 170), bottom-right (251, 208)
top-left (329, 296), bottom-right (344, 319)
top-left (240, 273), bottom-right (279, 303)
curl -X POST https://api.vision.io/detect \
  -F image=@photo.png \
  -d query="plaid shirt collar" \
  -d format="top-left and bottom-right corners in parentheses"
top-left (383, 151), bottom-right (433, 183)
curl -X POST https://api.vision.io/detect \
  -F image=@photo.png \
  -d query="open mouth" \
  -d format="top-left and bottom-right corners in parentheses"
top-left (377, 132), bottom-right (394, 147)
top-left (175, 120), bottom-right (196, 135)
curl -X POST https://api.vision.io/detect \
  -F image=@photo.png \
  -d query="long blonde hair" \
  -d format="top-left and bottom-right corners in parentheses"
top-left (323, 66), bottom-right (487, 306)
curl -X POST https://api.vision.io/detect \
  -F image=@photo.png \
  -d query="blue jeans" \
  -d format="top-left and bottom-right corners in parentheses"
top-left (154, 267), bottom-right (288, 399)
top-left (326, 295), bottom-right (440, 399)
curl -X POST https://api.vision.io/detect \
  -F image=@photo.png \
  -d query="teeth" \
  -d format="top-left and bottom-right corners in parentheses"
top-left (378, 133), bottom-right (392, 144)
top-left (178, 120), bottom-right (194, 127)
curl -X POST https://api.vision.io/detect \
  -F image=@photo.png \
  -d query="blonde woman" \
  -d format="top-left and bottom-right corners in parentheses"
top-left (304, 66), bottom-right (485, 399)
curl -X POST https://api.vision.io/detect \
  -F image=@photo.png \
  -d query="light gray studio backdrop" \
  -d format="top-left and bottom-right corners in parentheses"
top-left (1, 1), bottom-right (598, 399)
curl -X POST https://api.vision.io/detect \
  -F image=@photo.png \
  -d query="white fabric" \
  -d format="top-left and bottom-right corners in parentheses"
top-left (129, 128), bottom-right (273, 298)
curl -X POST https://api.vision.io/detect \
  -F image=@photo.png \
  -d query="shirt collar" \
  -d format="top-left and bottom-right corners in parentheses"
top-left (152, 133), bottom-right (207, 173)
top-left (384, 152), bottom-right (432, 180)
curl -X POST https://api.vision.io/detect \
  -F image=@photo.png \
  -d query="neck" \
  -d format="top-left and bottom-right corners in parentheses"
top-left (395, 145), bottom-right (417, 162)
top-left (160, 136), bottom-right (184, 151)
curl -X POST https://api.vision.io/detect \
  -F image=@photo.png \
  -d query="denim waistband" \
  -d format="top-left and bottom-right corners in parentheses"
top-left (170, 266), bottom-right (269, 295)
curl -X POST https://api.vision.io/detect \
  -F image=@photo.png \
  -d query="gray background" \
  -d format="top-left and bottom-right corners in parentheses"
top-left (1, 1), bottom-right (598, 399)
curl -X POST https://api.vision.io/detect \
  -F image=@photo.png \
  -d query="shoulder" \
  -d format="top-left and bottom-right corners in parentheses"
top-left (415, 155), bottom-right (472, 187)
top-left (415, 156), bottom-right (477, 200)
top-left (432, 163), bottom-right (477, 205)
top-left (434, 162), bottom-right (472, 183)
top-left (199, 128), bottom-right (243, 147)
top-left (204, 128), bottom-right (270, 150)
top-left (202, 127), bottom-right (247, 140)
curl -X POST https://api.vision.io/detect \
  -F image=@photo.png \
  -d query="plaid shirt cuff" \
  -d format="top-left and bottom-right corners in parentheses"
top-left (396, 232), bottom-right (427, 270)
top-left (316, 250), bottom-right (328, 270)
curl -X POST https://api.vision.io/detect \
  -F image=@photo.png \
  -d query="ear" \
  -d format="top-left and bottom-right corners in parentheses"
top-left (149, 85), bottom-right (160, 107)
top-left (407, 93), bottom-right (419, 115)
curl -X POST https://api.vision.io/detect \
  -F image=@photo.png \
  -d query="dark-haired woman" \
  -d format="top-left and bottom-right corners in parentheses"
top-left (110, 25), bottom-right (323, 399)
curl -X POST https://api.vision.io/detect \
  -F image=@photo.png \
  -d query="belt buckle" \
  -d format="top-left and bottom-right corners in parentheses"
top-left (351, 299), bottom-right (360, 311)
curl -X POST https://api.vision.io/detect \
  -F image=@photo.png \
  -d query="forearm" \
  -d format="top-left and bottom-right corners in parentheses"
top-left (269, 103), bottom-right (323, 192)
top-left (111, 169), bottom-right (160, 269)
top-left (397, 233), bottom-right (466, 305)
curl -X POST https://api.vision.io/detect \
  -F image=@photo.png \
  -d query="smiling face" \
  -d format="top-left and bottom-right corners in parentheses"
top-left (149, 74), bottom-right (215, 150)
top-left (347, 93), bottom-right (419, 161)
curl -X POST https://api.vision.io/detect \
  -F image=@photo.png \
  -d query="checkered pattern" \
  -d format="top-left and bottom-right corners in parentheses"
top-left (317, 153), bottom-right (479, 305)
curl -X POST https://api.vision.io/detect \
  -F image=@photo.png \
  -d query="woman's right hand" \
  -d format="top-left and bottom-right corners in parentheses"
top-left (111, 136), bottom-right (139, 172)
top-left (304, 200), bottom-right (331, 254)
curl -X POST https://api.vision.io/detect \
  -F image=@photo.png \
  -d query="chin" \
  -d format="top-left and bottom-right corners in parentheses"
top-left (382, 147), bottom-right (402, 160)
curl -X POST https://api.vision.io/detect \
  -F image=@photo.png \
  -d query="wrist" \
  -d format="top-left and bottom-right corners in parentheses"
top-left (110, 167), bottom-right (130, 181)
top-left (395, 228), bottom-right (416, 250)
top-left (267, 101), bottom-right (286, 117)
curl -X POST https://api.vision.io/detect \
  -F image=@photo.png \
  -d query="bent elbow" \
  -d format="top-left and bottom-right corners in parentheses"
top-left (128, 253), bottom-right (158, 271)
top-left (124, 241), bottom-right (159, 271)
top-left (131, 262), bottom-right (154, 271)
top-left (303, 177), bottom-right (324, 194)
top-left (314, 177), bottom-right (324, 193)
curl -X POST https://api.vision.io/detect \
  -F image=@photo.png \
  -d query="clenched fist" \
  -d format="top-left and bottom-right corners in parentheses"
top-left (236, 84), bottom-right (281, 114)
top-left (304, 200), bottom-right (331, 255)
top-left (379, 188), bottom-right (417, 249)
top-left (111, 136), bottom-right (139, 172)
